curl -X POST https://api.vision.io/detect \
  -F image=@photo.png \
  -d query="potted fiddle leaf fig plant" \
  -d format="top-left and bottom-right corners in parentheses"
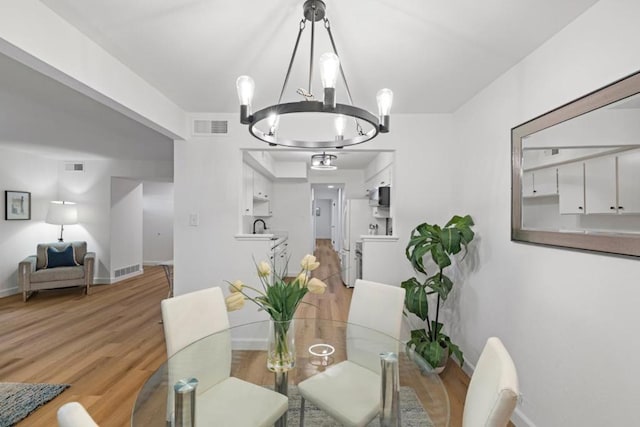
top-left (402, 214), bottom-right (475, 373)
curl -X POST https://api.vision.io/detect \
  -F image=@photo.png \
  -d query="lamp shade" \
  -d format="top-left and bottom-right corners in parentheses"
top-left (46, 201), bottom-right (78, 225)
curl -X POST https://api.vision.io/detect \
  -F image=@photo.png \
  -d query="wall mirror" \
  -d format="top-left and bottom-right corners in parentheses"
top-left (512, 71), bottom-right (640, 257)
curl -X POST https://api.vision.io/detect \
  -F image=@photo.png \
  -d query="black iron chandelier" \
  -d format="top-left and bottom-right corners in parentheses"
top-left (236, 0), bottom-right (393, 149)
top-left (310, 152), bottom-right (337, 170)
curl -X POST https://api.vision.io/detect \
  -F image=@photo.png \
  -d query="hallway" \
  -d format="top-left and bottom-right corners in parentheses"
top-left (298, 239), bottom-right (352, 321)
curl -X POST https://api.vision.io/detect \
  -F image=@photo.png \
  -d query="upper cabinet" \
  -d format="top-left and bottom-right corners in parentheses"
top-left (557, 149), bottom-right (640, 216)
top-left (365, 165), bottom-right (392, 197)
top-left (523, 167), bottom-right (557, 197)
top-left (584, 155), bottom-right (617, 214)
top-left (558, 162), bottom-right (585, 214)
top-left (617, 150), bottom-right (640, 214)
top-left (253, 171), bottom-right (272, 201)
top-left (243, 163), bottom-right (273, 217)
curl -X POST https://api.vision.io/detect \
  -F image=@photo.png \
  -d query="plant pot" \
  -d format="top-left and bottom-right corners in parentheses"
top-left (431, 345), bottom-right (449, 374)
top-left (407, 344), bottom-right (449, 375)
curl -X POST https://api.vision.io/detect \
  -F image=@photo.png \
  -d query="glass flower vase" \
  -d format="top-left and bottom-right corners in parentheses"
top-left (267, 319), bottom-right (295, 372)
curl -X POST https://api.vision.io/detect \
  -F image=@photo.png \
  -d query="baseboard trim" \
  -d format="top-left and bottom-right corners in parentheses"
top-left (0, 286), bottom-right (19, 298)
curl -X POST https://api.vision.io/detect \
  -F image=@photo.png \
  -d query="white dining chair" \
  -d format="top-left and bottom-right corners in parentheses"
top-left (462, 337), bottom-right (519, 427)
top-left (297, 279), bottom-right (406, 426)
top-left (161, 287), bottom-right (288, 427)
top-left (57, 402), bottom-right (98, 427)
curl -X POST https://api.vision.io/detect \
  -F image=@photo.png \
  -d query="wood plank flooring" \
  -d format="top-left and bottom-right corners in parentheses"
top-left (0, 240), bottom-right (478, 426)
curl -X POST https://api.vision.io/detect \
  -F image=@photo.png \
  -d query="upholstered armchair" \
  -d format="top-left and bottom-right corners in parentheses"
top-left (18, 241), bottom-right (95, 302)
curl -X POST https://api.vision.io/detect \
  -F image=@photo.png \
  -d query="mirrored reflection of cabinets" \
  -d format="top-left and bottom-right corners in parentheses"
top-left (523, 168), bottom-right (558, 197)
top-left (512, 71), bottom-right (640, 257)
top-left (558, 162), bottom-right (584, 214)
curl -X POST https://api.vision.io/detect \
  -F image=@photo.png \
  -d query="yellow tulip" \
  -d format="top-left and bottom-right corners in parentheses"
top-left (300, 254), bottom-right (320, 271)
top-left (257, 261), bottom-right (271, 277)
top-left (307, 277), bottom-right (327, 294)
top-left (295, 272), bottom-right (308, 287)
top-left (225, 292), bottom-right (245, 311)
top-left (228, 280), bottom-right (244, 293)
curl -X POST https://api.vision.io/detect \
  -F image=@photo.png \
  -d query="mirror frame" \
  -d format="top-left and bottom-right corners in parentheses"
top-left (511, 70), bottom-right (640, 257)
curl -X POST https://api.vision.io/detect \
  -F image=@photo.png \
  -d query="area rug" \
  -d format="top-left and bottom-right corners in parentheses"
top-left (0, 382), bottom-right (69, 427)
top-left (283, 385), bottom-right (434, 427)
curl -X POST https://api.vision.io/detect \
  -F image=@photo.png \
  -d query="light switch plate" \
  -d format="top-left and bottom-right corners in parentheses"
top-left (189, 213), bottom-right (199, 226)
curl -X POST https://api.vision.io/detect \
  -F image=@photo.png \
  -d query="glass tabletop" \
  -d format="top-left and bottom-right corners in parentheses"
top-left (132, 318), bottom-right (449, 426)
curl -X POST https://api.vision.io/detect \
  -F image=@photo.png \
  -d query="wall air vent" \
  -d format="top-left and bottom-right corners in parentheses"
top-left (64, 161), bottom-right (84, 172)
top-left (192, 119), bottom-right (228, 136)
top-left (114, 264), bottom-right (141, 278)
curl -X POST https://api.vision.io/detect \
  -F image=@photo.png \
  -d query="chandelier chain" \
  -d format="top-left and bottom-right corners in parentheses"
top-left (308, 3), bottom-right (317, 95)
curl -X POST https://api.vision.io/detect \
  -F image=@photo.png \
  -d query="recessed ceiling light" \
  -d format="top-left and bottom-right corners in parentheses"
top-left (328, 185), bottom-right (334, 188)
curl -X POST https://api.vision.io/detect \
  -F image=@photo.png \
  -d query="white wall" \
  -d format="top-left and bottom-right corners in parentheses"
top-left (143, 181), bottom-right (174, 264)
top-left (452, 0), bottom-right (640, 425)
top-left (110, 178), bottom-right (143, 281)
top-left (0, 147), bottom-right (58, 297)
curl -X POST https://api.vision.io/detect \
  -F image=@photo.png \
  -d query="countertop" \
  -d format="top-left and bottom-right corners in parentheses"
top-left (360, 235), bottom-right (399, 242)
top-left (235, 231), bottom-right (288, 247)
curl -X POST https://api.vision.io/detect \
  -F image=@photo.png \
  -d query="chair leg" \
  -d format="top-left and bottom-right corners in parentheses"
top-left (299, 396), bottom-right (305, 427)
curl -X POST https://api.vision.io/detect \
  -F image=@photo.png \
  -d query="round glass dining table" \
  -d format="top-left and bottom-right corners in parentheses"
top-left (132, 318), bottom-right (450, 426)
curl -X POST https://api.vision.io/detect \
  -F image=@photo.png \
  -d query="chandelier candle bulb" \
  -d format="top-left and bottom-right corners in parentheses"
top-left (320, 52), bottom-right (339, 108)
top-left (376, 88), bottom-right (393, 132)
top-left (236, 75), bottom-right (255, 124)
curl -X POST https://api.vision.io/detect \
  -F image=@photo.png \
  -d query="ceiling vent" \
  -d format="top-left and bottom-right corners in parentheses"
top-left (64, 161), bottom-right (85, 172)
top-left (192, 119), bottom-right (228, 136)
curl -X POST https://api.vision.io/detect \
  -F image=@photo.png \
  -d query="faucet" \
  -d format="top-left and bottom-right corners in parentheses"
top-left (252, 219), bottom-right (267, 234)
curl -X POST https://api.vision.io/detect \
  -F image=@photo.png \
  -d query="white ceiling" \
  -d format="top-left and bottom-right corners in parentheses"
top-left (40, 0), bottom-right (599, 114)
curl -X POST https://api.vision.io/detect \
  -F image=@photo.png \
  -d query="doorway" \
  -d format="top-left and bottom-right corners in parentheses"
top-left (311, 184), bottom-right (343, 251)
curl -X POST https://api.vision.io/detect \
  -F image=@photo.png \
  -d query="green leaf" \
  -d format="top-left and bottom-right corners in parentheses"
top-left (430, 245), bottom-right (451, 269)
top-left (426, 274), bottom-right (454, 301)
top-left (446, 341), bottom-right (464, 366)
top-left (440, 228), bottom-right (462, 255)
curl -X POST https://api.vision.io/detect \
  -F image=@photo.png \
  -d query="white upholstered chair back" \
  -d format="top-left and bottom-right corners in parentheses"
top-left (161, 287), bottom-right (232, 409)
top-left (57, 402), bottom-right (99, 427)
top-left (462, 337), bottom-right (519, 427)
top-left (347, 279), bottom-right (406, 373)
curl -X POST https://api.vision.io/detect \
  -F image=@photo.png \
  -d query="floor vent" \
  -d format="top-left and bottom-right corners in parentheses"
top-left (114, 264), bottom-right (141, 278)
top-left (192, 119), bottom-right (228, 136)
top-left (64, 161), bottom-right (85, 172)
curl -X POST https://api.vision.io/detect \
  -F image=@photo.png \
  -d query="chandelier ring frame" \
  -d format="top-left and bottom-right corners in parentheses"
top-left (248, 100), bottom-right (380, 149)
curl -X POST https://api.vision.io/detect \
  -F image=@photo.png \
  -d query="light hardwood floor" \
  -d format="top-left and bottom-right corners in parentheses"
top-left (0, 240), bottom-right (476, 426)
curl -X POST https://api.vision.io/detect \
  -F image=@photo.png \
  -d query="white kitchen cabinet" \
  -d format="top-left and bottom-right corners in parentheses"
top-left (372, 206), bottom-right (390, 218)
top-left (253, 171), bottom-right (271, 201)
top-left (242, 163), bottom-right (254, 216)
top-left (585, 155), bottom-right (617, 214)
top-left (558, 162), bottom-right (585, 214)
top-left (523, 167), bottom-right (557, 197)
top-left (253, 200), bottom-right (271, 217)
top-left (617, 150), bottom-right (640, 214)
top-left (365, 165), bottom-right (392, 194)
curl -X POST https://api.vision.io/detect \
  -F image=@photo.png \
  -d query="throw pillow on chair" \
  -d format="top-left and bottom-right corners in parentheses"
top-left (45, 245), bottom-right (79, 269)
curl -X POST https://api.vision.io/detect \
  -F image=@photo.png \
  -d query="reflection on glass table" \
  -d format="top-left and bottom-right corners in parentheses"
top-left (132, 318), bottom-right (450, 426)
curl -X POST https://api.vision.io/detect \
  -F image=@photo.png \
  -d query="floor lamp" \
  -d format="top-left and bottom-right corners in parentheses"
top-left (46, 201), bottom-right (78, 242)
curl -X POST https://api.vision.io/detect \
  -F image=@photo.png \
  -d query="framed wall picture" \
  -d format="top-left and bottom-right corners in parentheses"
top-left (5, 191), bottom-right (31, 220)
